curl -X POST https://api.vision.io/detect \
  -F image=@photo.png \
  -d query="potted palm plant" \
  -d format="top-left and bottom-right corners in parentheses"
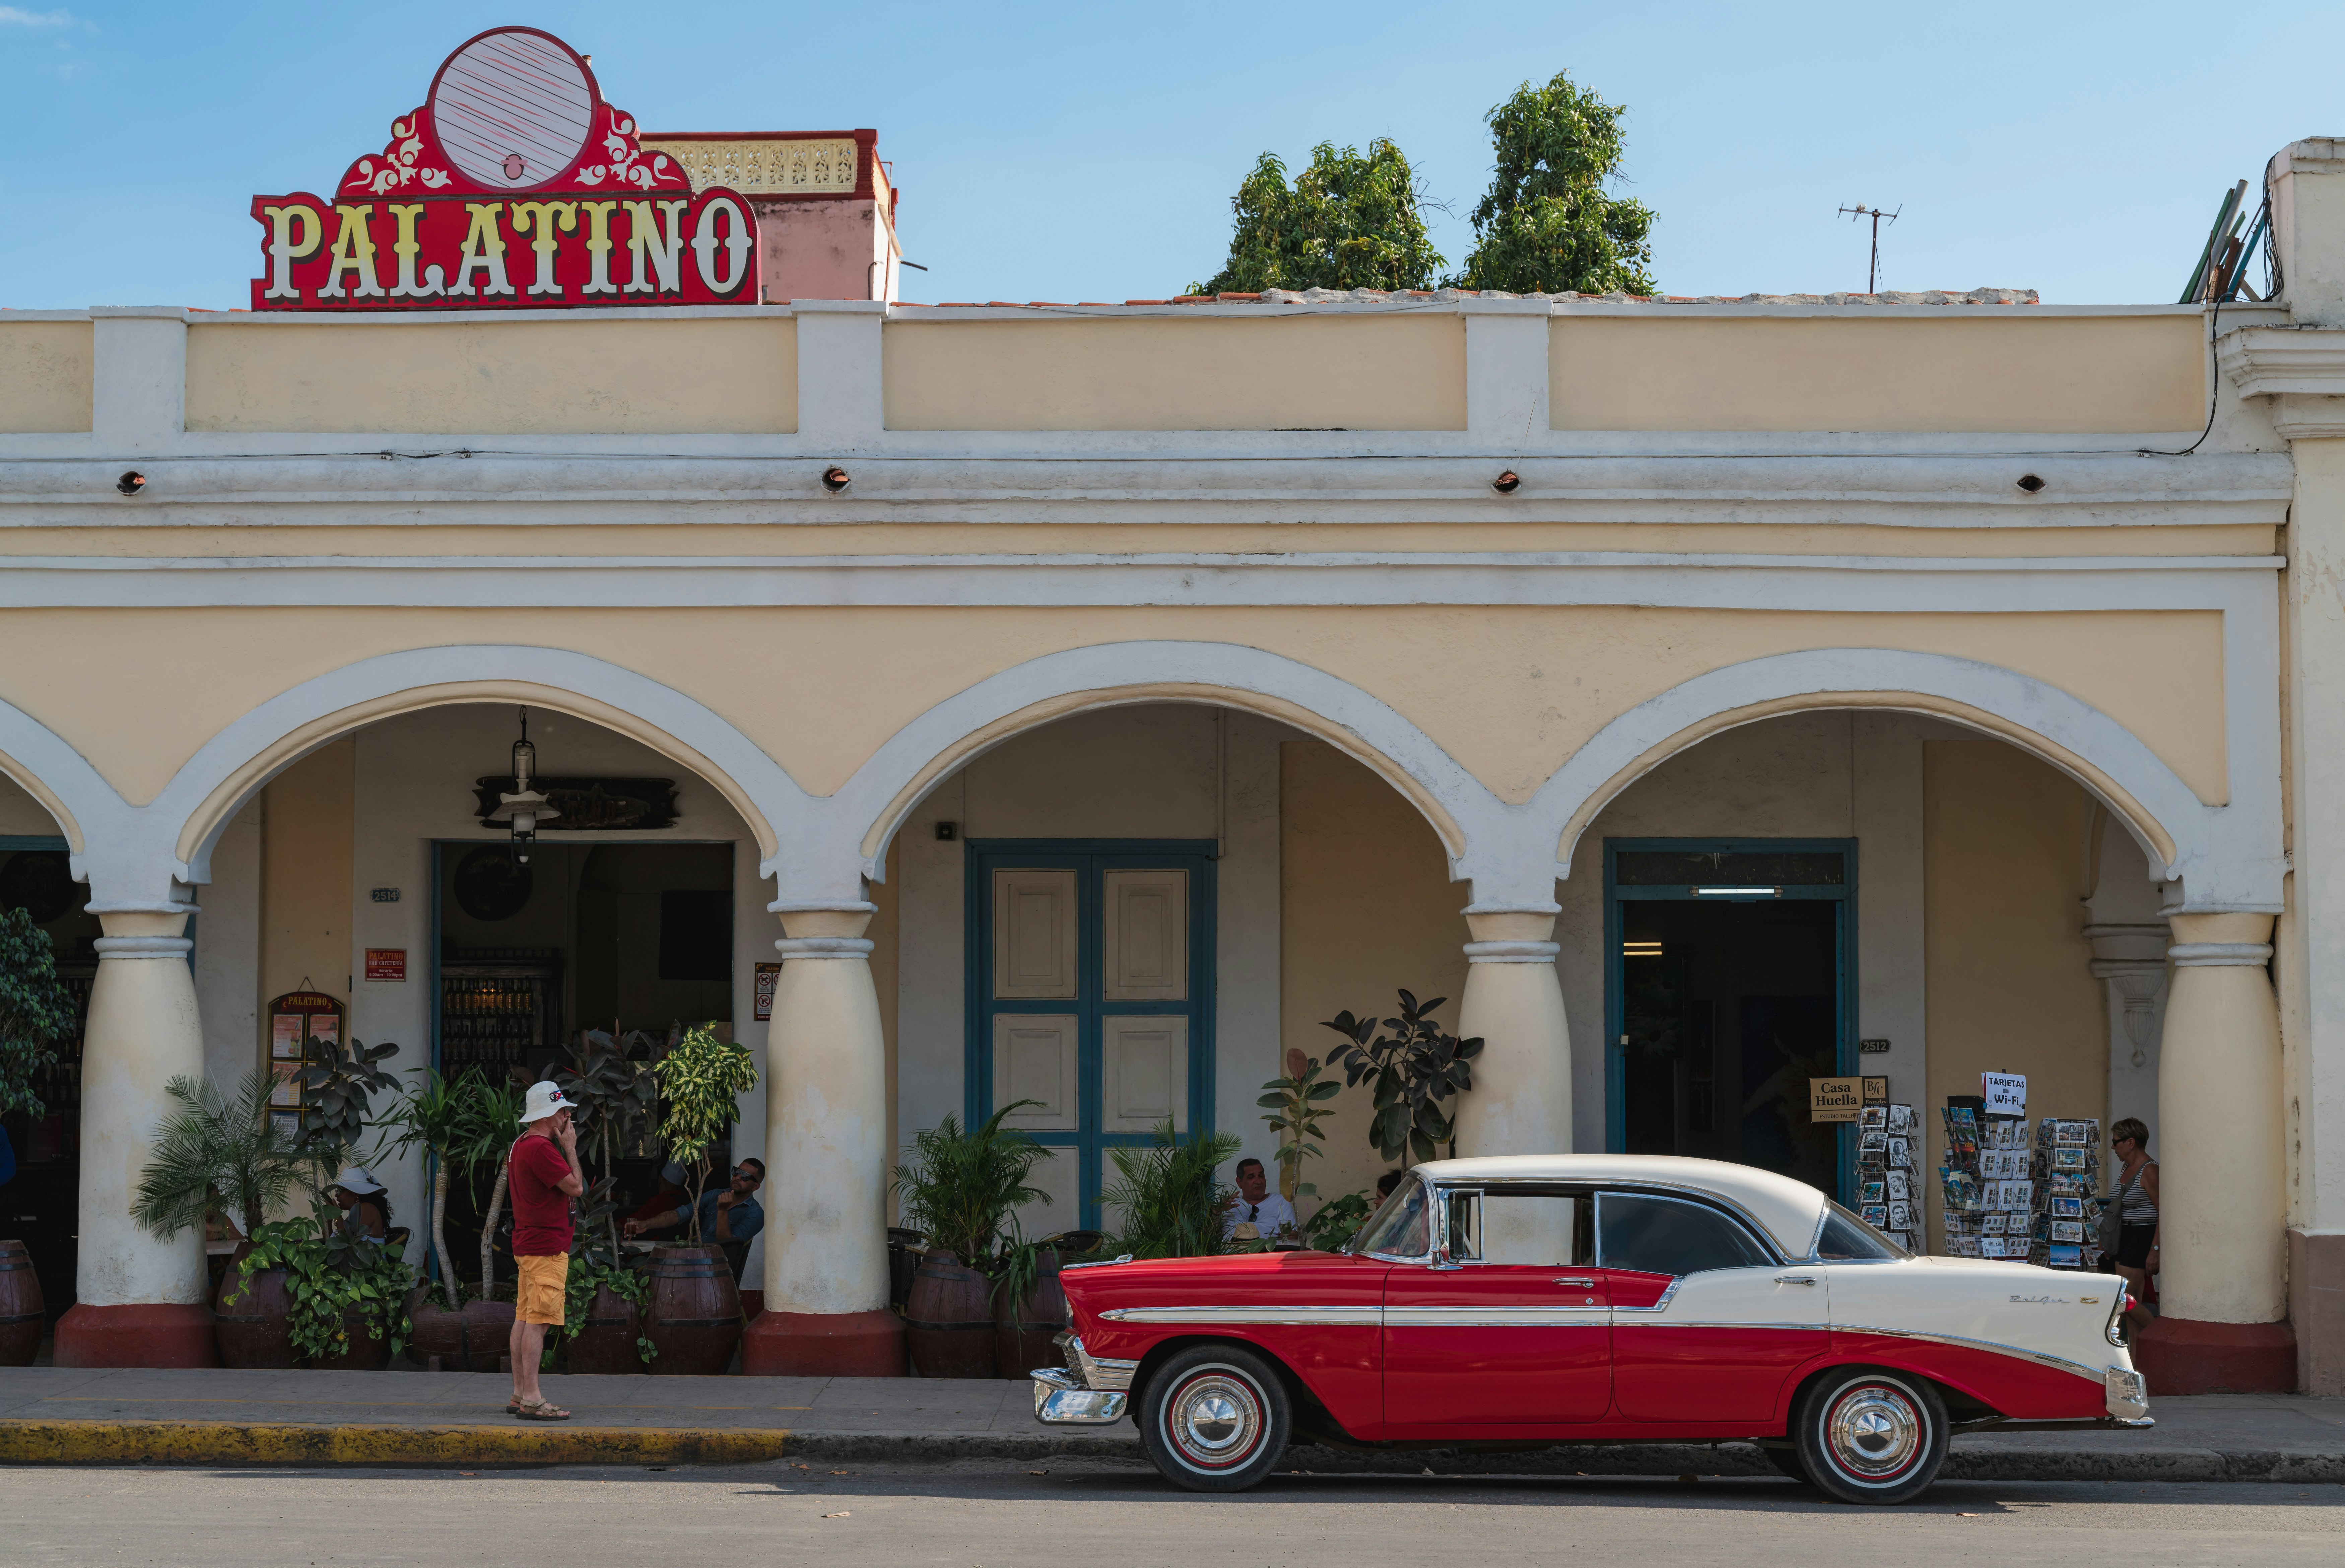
top-left (893, 1102), bottom-right (1049, 1379)
top-left (1100, 1120), bottom-right (1243, 1259)
top-left (372, 1066), bottom-right (507, 1369)
top-left (131, 1071), bottom-right (312, 1367)
top-left (553, 1030), bottom-right (660, 1373)
top-left (640, 1024), bottom-right (758, 1374)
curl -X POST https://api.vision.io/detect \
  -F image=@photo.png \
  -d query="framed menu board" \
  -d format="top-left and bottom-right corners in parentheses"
top-left (266, 989), bottom-right (344, 1137)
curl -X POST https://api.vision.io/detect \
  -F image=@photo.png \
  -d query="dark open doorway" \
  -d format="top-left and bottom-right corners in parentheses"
top-left (1604, 839), bottom-right (1854, 1198)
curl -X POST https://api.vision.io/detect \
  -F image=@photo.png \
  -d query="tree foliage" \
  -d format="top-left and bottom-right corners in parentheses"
top-left (0, 906), bottom-right (75, 1119)
top-left (648, 1022), bottom-right (759, 1241)
top-left (1190, 139), bottom-right (1444, 296)
top-left (1452, 70), bottom-right (1658, 297)
top-left (1322, 990), bottom-right (1482, 1163)
top-left (893, 1100), bottom-right (1050, 1273)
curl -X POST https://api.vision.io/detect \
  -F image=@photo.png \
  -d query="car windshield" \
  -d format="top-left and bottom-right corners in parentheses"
top-left (1814, 1200), bottom-right (1910, 1260)
top-left (1349, 1178), bottom-right (1429, 1258)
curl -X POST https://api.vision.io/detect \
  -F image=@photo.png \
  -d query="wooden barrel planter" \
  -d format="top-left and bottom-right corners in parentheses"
top-left (643, 1243), bottom-right (741, 1375)
top-left (213, 1251), bottom-right (299, 1370)
top-left (0, 1240), bottom-right (43, 1366)
top-left (993, 1247), bottom-right (1068, 1380)
top-left (905, 1249), bottom-right (996, 1379)
top-left (565, 1282), bottom-right (645, 1374)
top-left (312, 1310), bottom-right (393, 1371)
top-left (403, 1290), bottom-right (508, 1371)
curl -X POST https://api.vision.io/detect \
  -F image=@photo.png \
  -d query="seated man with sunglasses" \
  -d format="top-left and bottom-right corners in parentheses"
top-left (623, 1157), bottom-right (765, 1244)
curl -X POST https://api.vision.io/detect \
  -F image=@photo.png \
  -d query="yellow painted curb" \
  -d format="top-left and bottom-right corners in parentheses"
top-left (0, 1420), bottom-right (793, 1467)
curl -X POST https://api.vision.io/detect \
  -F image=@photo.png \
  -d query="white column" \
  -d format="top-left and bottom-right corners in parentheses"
top-left (744, 897), bottom-right (903, 1374)
top-left (2088, 922), bottom-right (2170, 1142)
top-left (1452, 904), bottom-right (1572, 1158)
top-left (2158, 912), bottom-right (2286, 1324)
top-left (55, 899), bottom-right (218, 1366)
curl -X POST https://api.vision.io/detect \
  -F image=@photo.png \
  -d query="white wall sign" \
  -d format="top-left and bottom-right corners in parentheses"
top-left (1981, 1072), bottom-right (2028, 1117)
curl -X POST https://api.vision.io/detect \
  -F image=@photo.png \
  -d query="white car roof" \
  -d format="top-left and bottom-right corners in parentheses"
top-left (1413, 1154), bottom-right (1830, 1258)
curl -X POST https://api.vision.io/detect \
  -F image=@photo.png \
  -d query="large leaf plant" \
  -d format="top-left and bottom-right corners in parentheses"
top-left (1322, 989), bottom-right (1482, 1163)
top-left (648, 1023), bottom-right (759, 1243)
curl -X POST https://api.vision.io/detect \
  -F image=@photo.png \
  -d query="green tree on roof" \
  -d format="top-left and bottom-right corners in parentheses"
top-left (1451, 70), bottom-right (1658, 297)
top-left (1189, 139), bottom-right (1444, 296)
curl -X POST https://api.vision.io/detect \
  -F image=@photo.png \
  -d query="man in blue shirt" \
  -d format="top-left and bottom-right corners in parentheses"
top-left (624, 1157), bottom-right (764, 1244)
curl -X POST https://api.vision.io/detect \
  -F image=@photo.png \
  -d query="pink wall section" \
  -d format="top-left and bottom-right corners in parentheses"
top-left (756, 198), bottom-right (897, 302)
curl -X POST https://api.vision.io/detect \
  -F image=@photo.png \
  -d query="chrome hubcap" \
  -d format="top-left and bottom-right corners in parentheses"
top-left (1826, 1386), bottom-right (1921, 1480)
top-left (1167, 1372), bottom-right (1261, 1469)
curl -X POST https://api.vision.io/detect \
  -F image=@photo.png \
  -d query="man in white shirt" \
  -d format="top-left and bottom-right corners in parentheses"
top-left (1222, 1157), bottom-right (1298, 1241)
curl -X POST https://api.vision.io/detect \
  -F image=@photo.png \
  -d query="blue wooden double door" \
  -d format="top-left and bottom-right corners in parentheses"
top-left (965, 840), bottom-right (1215, 1230)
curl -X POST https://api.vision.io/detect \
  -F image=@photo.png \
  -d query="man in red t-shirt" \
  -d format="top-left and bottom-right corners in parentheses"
top-left (508, 1080), bottom-right (584, 1419)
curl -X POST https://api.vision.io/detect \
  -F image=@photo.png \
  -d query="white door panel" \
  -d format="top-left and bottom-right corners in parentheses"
top-left (1102, 869), bottom-right (1187, 1000)
top-left (993, 869), bottom-right (1078, 999)
top-left (993, 1014), bottom-right (1079, 1131)
top-left (1101, 1014), bottom-right (1188, 1132)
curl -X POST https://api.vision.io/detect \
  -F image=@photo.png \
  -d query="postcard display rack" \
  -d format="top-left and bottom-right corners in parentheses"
top-left (1938, 1108), bottom-right (2107, 1268)
top-left (1853, 1104), bottom-right (1925, 1254)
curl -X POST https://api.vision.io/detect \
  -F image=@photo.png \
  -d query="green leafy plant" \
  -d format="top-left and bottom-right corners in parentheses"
top-left (131, 1071), bottom-right (313, 1242)
top-left (370, 1066), bottom-right (492, 1306)
top-left (1450, 69), bottom-right (1658, 297)
top-left (1323, 990), bottom-right (1483, 1163)
top-left (297, 1033), bottom-right (401, 1162)
top-left (1258, 1048), bottom-right (1341, 1203)
top-left (557, 1029), bottom-right (659, 1256)
top-left (894, 1101), bottom-right (1049, 1274)
top-left (227, 1211), bottom-right (415, 1362)
top-left (1301, 1189), bottom-right (1377, 1253)
top-left (548, 1251), bottom-right (655, 1369)
top-left (0, 906), bottom-right (76, 1119)
top-left (460, 1075), bottom-right (525, 1300)
top-left (1100, 1121), bottom-right (1243, 1260)
top-left (648, 1023), bottom-right (759, 1242)
top-left (1190, 139), bottom-right (1444, 296)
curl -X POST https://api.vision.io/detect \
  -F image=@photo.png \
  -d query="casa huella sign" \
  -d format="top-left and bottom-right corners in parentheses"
top-left (248, 26), bottom-right (757, 311)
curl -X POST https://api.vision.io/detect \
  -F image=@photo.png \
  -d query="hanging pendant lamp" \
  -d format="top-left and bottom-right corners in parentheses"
top-left (483, 707), bottom-right (561, 864)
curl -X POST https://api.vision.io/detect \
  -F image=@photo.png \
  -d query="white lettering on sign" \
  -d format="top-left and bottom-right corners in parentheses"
top-left (1981, 1072), bottom-right (2027, 1116)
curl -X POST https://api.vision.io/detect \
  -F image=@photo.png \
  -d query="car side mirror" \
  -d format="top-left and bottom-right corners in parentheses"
top-left (1429, 1243), bottom-right (1459, 1271)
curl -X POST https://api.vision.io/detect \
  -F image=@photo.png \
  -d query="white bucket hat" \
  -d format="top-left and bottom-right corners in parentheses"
top-left (520, 1080), bottom-right (575, 1124)
top-left (333, 1163), bottom-right (385, 1195)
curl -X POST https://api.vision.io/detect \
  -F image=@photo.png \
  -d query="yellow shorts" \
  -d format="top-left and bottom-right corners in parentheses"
top-left (516, 1253), bottom-right (569, 1325)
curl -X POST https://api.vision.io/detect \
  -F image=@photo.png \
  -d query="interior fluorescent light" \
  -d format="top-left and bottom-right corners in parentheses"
top-left (1693, 885), bottom-right (1780, 897)
top-left (1622, 941), bottom-right (1664, 956)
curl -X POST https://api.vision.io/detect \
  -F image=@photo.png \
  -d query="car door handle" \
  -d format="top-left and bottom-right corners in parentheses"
top-left (1552, 1277), bottom-right (1599, 1288)
top-left (1774, 1275), bottom-right (1817, 1286)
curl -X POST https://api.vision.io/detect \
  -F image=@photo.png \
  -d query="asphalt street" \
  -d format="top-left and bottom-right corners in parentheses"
top-left (1, 1458), bottom-right (2340, 1566)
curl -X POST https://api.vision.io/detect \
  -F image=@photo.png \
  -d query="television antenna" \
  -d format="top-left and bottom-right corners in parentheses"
top-left (1837, 203), bottom-right (1901, 294)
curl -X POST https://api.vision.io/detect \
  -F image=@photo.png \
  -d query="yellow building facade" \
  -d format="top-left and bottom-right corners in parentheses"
top-left (10, 138), bottom-right (2345, 1396)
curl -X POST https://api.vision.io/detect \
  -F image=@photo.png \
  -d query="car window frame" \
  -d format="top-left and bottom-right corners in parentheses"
top-left (1431, 1181), bottom-right (1596, 1269)
top-left (1593, 1187), bottom-right (1785, 1278)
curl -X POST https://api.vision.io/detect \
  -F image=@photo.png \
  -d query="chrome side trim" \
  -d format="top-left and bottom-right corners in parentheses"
top-left (1062, 1253), bottom-right (1136, 1272)
top-left (1833, 1321), bottom-right (2106, 1384)
top-left (1098, 1305), bottom-right (1382, 1327)
top-left (1384, 1306), bottom-right (1607, 1326)
top-left (1608, 1276), bottom-right (1685, 1314)
top-left (1612, 1319), bottom-right (1832, 1333)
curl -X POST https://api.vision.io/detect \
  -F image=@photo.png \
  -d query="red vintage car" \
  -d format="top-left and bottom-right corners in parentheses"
top-left (1032, 1155), bottom-right (2148, 1503)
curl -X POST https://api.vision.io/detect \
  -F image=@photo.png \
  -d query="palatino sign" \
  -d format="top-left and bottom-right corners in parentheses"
top-left (248, 26), bottom-right (757, 311)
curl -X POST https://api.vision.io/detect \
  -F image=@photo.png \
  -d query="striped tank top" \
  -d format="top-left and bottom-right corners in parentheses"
top-left (2117, 1161), bottom-right (2158, 1225)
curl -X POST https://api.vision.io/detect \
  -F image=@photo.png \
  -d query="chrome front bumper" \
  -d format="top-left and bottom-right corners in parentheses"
top-left (1032, 1366), bottom-right (1128, 1424)
top-left (1031, 1335), bottom-right (1138, 1426)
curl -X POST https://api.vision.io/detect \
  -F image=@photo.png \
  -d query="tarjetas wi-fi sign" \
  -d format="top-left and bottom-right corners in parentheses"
top-left (247, 25), bottom-right (758, 310)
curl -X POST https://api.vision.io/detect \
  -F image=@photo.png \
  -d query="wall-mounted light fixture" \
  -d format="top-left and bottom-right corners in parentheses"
top-left (483, 707), bottom-right (560, 864)
top-left (1691, 885), bottom-right (1779, 899)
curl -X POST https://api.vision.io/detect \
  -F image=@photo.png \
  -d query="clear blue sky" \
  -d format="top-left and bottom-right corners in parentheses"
top-left (2, 1), bottom-right (2336, 308)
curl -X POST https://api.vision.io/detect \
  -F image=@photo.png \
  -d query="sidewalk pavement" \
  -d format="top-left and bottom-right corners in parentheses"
top-left (1, 1366), bottom-right (2340, 1480)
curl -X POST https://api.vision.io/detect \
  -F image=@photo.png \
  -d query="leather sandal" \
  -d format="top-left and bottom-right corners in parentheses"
top-left (514, 1397), bottom-right (571, 1421)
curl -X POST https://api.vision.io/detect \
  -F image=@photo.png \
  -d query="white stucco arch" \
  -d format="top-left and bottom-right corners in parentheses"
top-left (0, 696), bottom-right (125, 859)
top-left (1529, 649), bottom-right (2282, 911)
top-left (150, 646), bottom-right (811, 891)
top-left (804, 641), bottom-right (1514, 899)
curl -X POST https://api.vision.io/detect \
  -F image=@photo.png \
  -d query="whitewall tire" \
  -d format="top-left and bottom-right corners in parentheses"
top-left (1137, 1344), bottom-right (1292, 1493)
top-left (1792, 1366), bottom-right (1949, 1505)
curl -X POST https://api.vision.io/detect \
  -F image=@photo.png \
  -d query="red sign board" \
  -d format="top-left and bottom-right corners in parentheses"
top-left (365, 948), bottom-right (408, 982)
top-left (249, 27), bottom-right (757, 311)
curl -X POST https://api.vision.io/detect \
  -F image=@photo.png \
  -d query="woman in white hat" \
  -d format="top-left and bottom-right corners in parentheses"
top-left (327, 1164), bottom-right (392, 1242)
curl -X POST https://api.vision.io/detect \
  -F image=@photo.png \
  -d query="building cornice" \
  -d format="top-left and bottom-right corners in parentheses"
top-left (2215, 325), bottom-right (2345, 436)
